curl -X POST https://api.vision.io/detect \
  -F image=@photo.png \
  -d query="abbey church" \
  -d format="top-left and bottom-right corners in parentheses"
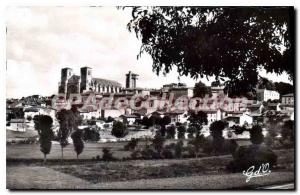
top-left (58, 67), bottom-right (142, 97)
top-left (58, 67), bottom-right (123, 96)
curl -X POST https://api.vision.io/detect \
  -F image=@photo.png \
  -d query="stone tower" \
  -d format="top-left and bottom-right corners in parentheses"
top-left (59, 67), bottom-right (73, 93)
top-left (80, 67), bottom-right (92, 93)
top-left (125, 71), bottom-right (139, 88)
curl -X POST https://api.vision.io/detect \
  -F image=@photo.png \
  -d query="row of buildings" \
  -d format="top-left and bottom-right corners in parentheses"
top-left (6, 67), bottom-right (294, 133)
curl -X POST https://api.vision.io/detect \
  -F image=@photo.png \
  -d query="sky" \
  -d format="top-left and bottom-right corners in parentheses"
top-left (6, 6), bottom-right (292, 98)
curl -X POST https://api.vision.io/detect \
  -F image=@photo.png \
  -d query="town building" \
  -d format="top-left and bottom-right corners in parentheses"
top-left (281, 93), bottom-right (294, 105)
top-left (256, 89), bottom-right (280, 102)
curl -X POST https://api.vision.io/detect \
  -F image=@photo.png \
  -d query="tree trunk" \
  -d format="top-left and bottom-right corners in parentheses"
top-left (43, 154), bottom-right (47, 164)
top-left (61, 146), bottom-right (64, 164)
top-left (77, 154), bottom-right (79, 160)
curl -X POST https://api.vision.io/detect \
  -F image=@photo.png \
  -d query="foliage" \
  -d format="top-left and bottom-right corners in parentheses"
top-left (124, 138), bottom-right (138, 151)
top-left (27, 115), bottom-right (32, 121)
top-left (160, 115), bottom-right (171, 126)
top-left (187, 126), bottom-right (197, 138)
top-left (83, 128), bottom-right (100, 142)
top-left (281, 120), bottom-right (294, 146)
top-left (111, 121), bottom-right (128, 138)
top-left (232, 125), bottom-right (247, 135)
top-left (274, 82), bottom-right (294, 95)
top-left (152, 131), bottom-right (165, 153)
top-left (190, 134), bottom-right (205, 158)
top-left (209, 120), bottom-right (227, 153)
top-left (128, 7), bottom-right (293, 97)
top-left (33, 115), bottom-right (54, 163)
top-left (166, 125), bottom-right (176, 139)
top-left (177, 125), bottom-right (186, 139)
top-left (71, 130), bottom-right (84, 158)
top-left (250, 125), bottom-right (264, 145)
top-left (102, 148), bottom-right (114, 161)
top-left (106, 116), bottom-right (114, 123)
top-left (194, 81), bottom-right (212, 98)
top-left (188, 111), bottom-right (208, 136)
top-left (174, 140), bottom-right (184, 158)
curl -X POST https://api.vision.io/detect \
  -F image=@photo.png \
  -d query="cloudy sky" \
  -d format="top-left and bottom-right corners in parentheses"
top-left (6, 6), bottom-right (292, 98)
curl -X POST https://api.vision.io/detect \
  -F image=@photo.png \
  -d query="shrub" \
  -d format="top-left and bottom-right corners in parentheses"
top-left (83, 128), bottom-right (100, 142)
top-left (174, 140), bottom-right (183, 158)
top-left (227, 145), bottom-right (277, 172)
top-left (111, 121), bottom-right (128, 138)
top-left (102, 148), bottom-right (114, 161)
top-left (162, 148), bottom-right (174, 159)
top-left (281, 120), bottom-right (294, 142)
top-left (131, 149), bottom-right (142, 159)
top-left (177, 125), bottom-right (186, 139)
top-left (250, 125), bottom-right (264, 145)
top-left (152, 131), bottom-right (165, 153)
top-left (187, 126), bottom-right (197, 138)
top-left (210, 120), bottom-right (227, 153)
top-left (166, 125), bottom-right (176, 139)
top-left (124, 138), bottom-right (138, 151)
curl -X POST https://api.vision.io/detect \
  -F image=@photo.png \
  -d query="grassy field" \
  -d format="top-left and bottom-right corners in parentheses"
top-left (7, 149), bottom-right (294, 189)
top-left (48, 149), bottom-right (294, 184)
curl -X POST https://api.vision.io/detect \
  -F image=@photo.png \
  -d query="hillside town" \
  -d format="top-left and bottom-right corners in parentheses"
top-left (6, 66), bottom-right (294, 143)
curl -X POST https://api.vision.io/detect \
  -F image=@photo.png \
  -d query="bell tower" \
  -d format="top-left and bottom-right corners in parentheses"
top-left (80, 67), bottom-right (92, 92)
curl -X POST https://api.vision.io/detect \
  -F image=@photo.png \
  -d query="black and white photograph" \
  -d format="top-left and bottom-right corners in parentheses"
top-left (5, 5), bottom-right (295, 190)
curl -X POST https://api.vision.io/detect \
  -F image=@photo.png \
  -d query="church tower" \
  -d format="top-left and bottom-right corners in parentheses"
top-left (80, 67), bottom-right (92, 93)
top-left (125, 71), bottom-right (139, 88)
top-left (58, 67), bottom-right (73, 94)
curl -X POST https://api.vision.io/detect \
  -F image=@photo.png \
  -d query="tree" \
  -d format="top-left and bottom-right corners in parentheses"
top-left (161, 115), bottom-right (171, 126)
top-left (193, 81), bottom-right (212, 98)
top-left (281, 120), bottom-right (294, 142)
top-left (257, 76), bottom-right (276, 90)
top-left (124, 138), bottom-right (138, 151)
top-left (174, 140), bottom-right (183, 158)
top-left (250, 125), bottom-right (264, 145)
top-left (27, 115), bottom-right (32, 121)
top-left (112, 121), bottom-right (128, 138)
top-left (102, 148), bottom-right (114, 161)
top-left (152, 131), bottom-right (165, 153)
top-left (274, 82), bottom-right (294, 95)
top-left (166, 125), bottom-right (176, 139)
top-left (141, 116), bottom-right (151, 128)
top-left (106, 116), bottom-right (114, 123)
top-left (209, 120), bottom-right (227, 153)
top-left (177, 125), bottom-right (186, 139)
top-left (33, 115), bottom-right (54, 163)
top-left (127, 7), bottom-right (293, 97)
top-left (188, 111), bottom-right (208, 136)
top-left (190, 134), bottom-right (206, 158)
top-left (71, 130), bottom-right (84, 159)
top-left (83, 127), bottom-right (100, 142)
top-left (56, 107), bottom-right (81, 162)
top-left (187, 126), bottom-right (197, 138)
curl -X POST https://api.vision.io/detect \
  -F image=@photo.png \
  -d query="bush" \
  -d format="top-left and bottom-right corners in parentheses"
top-left (112, 121), bottom-right (128, 138)
top-left (124, 138), bottom-right (138, 151)
top-left (187, 126), bottom-right (197, 138)
top-left (102, 148), bottom-right (114, 161)
top-left (162, 148), bottom-right (174, 159)
top-left (227, 145), bottom-right (277, 172)
top-left (174, 140), bottom-right (184, 158)
top-left (166, 125), bottom-right (176, 139)
top-left (152, 131), bottom-right (165, 153)
top-left (131, 149), bottom-right (142, 159)
top-left (83, 128), bottom-right (100, 142)
top-left (177, 125), bottom-right (186, 139)
top-left (250, 125), bottom-right (264, 145)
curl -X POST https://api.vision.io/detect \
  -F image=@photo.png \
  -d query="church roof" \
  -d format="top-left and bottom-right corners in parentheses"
top-left (92, 78), bottom-right (122, 87)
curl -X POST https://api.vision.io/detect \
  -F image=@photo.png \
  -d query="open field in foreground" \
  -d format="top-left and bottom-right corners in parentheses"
top-left (7, 149), bottom-right (294, 189)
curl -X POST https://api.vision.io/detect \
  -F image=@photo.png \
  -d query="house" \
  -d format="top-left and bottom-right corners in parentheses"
top-left (120, 114), bottom-right (140, 125)
top-left (165, 110), bottom-right (188, 124)
top-left (9, 119), bottom-right (28, 132)
top-left (256, 89), bottom-right (280, 102)
top-left (203, 109), bottom-right (225, 123)
top-left (281, 93), bottom-right (294, 105)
